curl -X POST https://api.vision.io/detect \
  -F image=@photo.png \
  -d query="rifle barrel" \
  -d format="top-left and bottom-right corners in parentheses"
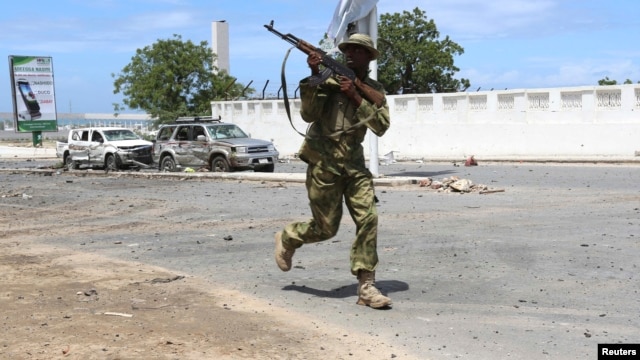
top-left (264, 22), bottom-right (300, 48)
top-left (264, 20), bottom-right (385, 107)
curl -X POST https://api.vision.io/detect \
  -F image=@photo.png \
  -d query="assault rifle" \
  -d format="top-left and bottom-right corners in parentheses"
top-left (264, 20), bottom-right (385, 107)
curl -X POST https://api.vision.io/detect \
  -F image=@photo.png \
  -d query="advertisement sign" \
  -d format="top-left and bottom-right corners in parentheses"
top-left (8, 55), bottom-right (58, 132)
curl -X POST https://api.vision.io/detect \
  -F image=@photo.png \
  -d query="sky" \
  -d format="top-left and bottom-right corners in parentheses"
top-left (1, 0), bottom-right (639, 114)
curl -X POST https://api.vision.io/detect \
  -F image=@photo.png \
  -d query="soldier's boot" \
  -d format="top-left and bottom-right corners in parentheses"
top-left (274, 231), bottom-right (295, 272)
top-left (356, 270), bottom-right (392, 309)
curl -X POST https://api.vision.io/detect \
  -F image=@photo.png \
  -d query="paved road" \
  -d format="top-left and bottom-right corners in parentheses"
top-left (2, 159), bottom-right (639, 359)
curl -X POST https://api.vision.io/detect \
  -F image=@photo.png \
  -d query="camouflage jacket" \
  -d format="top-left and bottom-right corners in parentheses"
top-left (297, 75), bottom-right (390, 175)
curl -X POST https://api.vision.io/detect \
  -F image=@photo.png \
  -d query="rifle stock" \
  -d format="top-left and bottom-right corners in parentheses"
top-left (265, 20), bottom-right (385, 107)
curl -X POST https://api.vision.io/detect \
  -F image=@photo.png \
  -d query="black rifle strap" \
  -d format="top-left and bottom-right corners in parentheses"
top-left (280, 47), bottom-right (379, 141)
top-left (281, 47), bottom-right (308, 138)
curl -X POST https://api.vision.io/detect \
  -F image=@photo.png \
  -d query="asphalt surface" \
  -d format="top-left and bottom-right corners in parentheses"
top-left (1, 154), bottom-right (639, 359)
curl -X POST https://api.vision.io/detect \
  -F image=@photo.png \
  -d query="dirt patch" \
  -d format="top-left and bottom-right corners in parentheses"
top-left (0, 172), bottom-right (406, 360)
top-left (1, 240), bottom-right (404, 360)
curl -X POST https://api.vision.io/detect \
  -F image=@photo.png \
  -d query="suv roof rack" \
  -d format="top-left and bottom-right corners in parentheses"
top-left (174, 115), bottom-right (222, 123)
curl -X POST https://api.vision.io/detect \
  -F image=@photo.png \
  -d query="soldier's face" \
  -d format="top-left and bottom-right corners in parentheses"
top-left (342, 45), bottom-right (371, 69)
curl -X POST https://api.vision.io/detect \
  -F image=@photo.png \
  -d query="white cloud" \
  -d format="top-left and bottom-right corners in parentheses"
top-left (123, 11), bottom-right (197, 32)
top-left (376, 0), bottom-right (619, 41)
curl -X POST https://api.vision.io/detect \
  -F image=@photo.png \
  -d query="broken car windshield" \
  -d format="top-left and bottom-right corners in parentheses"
top-left (103, 130), bottom-right (140, 141)
top-left (207, 125), bottom-right (248, 139)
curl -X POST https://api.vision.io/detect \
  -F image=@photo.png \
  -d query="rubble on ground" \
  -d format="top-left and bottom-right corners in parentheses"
top-left (418, 176), bottom-right (504, 194)
top-left (465, 155), bottom-right (478, 166)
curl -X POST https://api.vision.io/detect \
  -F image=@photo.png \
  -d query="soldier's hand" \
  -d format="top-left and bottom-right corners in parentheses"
top-left (339, 76), bottom-right (362, 106)
top-left (307, 53), bottom-right (321, 75)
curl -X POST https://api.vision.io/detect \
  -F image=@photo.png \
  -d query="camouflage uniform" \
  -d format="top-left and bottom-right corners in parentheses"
top-left (280, 75), bottom-right (390, 275)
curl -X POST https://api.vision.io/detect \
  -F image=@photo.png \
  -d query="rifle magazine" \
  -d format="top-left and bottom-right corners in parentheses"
top-left (307, 68), bottom-right (332, 87)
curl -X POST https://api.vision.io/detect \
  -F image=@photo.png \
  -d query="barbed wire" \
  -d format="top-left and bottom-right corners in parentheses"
top-left (230, 80), bottom-right (302, 101)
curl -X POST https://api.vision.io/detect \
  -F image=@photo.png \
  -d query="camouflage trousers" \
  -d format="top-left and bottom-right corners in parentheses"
top-left (281, 164), bottom-right (379, 275)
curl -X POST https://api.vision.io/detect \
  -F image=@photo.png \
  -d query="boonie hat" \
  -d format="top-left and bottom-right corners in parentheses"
top-left (338, 33), bottom-right (379, 60)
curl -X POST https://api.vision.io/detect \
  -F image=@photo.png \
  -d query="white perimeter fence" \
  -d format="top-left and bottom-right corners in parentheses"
top-left (212, 84), bottom-right (640, 162)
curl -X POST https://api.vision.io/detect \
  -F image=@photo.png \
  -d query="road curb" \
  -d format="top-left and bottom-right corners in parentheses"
top-left (0, 168), bottom-right (426, 187)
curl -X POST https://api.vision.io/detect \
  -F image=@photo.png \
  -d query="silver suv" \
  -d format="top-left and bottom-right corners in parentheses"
top-left (152, 116), bottom-right (279, 172)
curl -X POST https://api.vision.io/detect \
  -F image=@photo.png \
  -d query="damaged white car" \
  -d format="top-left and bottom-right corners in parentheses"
top-left (64, 127), bottom-right (153, 171)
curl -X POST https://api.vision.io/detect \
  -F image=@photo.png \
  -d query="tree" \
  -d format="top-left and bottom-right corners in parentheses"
top-left (377, 7), bottom-right (469, 94)
top-left (112, 34), bottom-right (248, 125)
top-left (598, 77), bottom-right (617, 86)
top-left (597, 77), bottom-right (638, 85)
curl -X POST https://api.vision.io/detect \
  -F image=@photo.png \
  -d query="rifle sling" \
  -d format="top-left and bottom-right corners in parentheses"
top-left (281, 47), bottom-right (308, 138)
top-left (279, 47), bottom-right (377, 141)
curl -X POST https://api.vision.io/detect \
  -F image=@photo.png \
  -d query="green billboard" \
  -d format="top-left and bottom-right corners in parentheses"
top-left (8, 55), bottom-right (58, 133)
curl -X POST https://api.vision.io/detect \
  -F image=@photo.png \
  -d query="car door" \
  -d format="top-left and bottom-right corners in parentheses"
top-left (69, 129), bottom-right (91, 162)
top-left (173, 125), bottom-right (198, 167)
top-left (190, 125), bottom-right (210, 164)
top-left (88, 130), bottom-right (106, 165)
top-left (153, 125), bottom-right (176, 163)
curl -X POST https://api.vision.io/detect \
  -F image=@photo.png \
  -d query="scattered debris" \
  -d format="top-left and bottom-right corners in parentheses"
top-left (150, 275), bottom-right (185, 284)
top-left (104, 312), bottom-right (133, 318)
top-left (417, 175), bottom-right (504, 194)
top-left (465, 155), bottom-right (478, 166)
top-left (76, 288), bottom-right (99, 302)
top-left (450, 179), bottom-right (473, 192)
top-left (1, 192), bottom-right (23, 198)
top-left (479, 189), bottom-right (505, 195)
top-left (379, 151), bottom-right (398, 165)
top-left (81, 289), bottom-right (98, 296)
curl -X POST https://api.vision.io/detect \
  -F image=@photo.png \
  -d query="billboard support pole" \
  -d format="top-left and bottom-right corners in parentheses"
top-left (32, 131), bottom-right (42, 147)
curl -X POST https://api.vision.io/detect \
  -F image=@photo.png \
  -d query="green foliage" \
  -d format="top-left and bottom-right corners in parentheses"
top-left (378, 7), bottom-right (470, 94)
top-left (112, 34), bottom-right (249, 125)
top-left (597, 77), bottom-right (639, 85)
top-left (598, 77), bottom-right (617, 86)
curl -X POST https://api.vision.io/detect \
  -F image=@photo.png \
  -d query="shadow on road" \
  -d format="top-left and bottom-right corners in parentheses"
top-left (282, 280), bottom-right (409, 299)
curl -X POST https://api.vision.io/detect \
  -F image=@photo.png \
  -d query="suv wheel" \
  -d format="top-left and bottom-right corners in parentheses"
top-left (211, 156), bottom-right (230, 172)
top-left (160, 156), bottom-right (177, 172)
top-left (105, 154), bottom-right (119, 171)
top-left (64, 154), bottom-right (77, 170)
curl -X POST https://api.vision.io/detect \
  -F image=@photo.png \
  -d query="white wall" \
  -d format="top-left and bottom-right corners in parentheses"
top-left (212, 84), bottom-right (640, 161)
